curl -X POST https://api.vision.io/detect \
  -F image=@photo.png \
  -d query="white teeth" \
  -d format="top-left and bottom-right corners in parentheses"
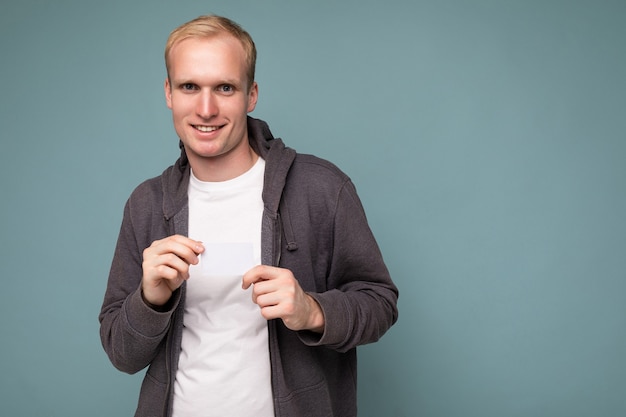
top-left (195, 125), bottom-right (218, 132)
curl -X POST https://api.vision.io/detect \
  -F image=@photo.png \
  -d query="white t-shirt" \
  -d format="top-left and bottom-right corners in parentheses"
top-left (173, 158), bottom-right (274, 417)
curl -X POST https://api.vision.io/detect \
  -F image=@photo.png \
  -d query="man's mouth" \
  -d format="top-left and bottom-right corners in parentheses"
top-left (193, 125), bottom-right (220, 132)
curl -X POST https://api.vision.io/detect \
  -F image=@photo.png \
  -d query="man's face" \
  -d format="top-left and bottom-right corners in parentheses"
top-left (165, 35), bottom-right (258, 174)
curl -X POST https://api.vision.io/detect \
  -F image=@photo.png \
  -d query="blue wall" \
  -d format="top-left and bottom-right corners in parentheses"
top-left (1, 1), bottom-right (625, 416)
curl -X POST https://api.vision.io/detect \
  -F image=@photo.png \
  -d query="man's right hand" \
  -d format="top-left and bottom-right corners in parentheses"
top-left (141, 235), bottom-right (205, 307)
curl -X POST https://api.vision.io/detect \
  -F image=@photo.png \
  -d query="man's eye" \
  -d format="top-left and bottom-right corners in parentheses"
top-left (181, 83), bottom-right (197, 91)
top-left (219, 85), bottom-right (234, 93)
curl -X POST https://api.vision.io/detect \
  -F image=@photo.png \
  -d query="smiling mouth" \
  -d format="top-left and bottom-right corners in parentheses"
top-left (193, 125), bottom-right (220, 132)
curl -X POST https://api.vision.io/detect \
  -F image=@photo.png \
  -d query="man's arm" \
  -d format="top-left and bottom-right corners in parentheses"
top-left (98, 196), bottom-right (203, 373)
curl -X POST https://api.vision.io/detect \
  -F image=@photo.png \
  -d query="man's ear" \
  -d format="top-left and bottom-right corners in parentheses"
top-left (164, 78), bottom-right (173, 109)
top-left (247, 81), bottom-right (258, 113)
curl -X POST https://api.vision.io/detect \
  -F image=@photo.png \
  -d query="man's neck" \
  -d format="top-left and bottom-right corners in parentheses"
top-left (189, 145), bottom-right (259, 182)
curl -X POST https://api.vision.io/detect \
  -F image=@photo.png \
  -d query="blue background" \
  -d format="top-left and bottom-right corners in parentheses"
top-left (1, 1), bottom-right (625, 416)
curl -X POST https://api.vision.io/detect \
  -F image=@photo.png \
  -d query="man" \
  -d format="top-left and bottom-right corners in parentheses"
top-left (99, 14), bottom-right (398, 417)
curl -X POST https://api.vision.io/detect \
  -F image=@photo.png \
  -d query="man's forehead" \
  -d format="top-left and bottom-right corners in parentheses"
top-left (170, 34), bottom-right (245, 56)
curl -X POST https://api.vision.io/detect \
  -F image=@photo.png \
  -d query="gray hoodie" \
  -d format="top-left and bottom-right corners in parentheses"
top-left (99, 117), bottom-right (399, 416)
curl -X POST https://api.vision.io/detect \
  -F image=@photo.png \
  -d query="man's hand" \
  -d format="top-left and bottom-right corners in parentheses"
top-left (242, 265), bottom-right (325, 333)
top-left (141, 235), bottom-right (205, 307)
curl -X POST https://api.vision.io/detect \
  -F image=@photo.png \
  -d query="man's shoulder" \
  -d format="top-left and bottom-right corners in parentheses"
top-left (290, 153), bottom-right (349, 183)
top-left (282, 153), bottom-right (353, 201)
top-left (128, 173), bottom-right (163, 201)
top-left (127, 163), bottom-right (183, 206)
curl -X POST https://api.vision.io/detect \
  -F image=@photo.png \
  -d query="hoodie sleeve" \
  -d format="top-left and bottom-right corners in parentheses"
top-left (299, 179), bottom-right (399, 352)
top-left (98, 184), bottom-right (181, 374)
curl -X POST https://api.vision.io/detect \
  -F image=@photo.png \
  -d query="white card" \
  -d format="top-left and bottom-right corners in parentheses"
top-left (199, 242), bottom-right (255, 277)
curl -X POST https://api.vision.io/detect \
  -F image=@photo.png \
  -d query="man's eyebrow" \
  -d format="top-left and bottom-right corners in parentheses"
top-left (172, 78), bottom-right (243, 87)
top-left (216, 79), bottom-right (244, 87)
top-left (171, 78), bottom-right (196, 86)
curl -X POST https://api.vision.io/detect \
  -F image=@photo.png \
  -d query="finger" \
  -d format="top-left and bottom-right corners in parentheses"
top-left (143, 248), bottom-right (197, 287)
top-left (256, 304), bottom-right (282, 321)
top-left (242, 264), bottom-right (275, 289)
top-left (148, 236), bottom-right (204, 265)
top-left (254, 290), bottom-right (286, 309)
top-left (165, 235), bottom-right (205, 260)
top-left (158, 252), bottom-right (193, 278)
top-left (168, 235), bottom-right (205, 254)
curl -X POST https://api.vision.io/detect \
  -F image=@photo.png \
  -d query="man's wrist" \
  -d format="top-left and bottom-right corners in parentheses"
top-left (141, 288), bottom-right (172, 312)
top-left (306, 295), bottom-right (325, 333)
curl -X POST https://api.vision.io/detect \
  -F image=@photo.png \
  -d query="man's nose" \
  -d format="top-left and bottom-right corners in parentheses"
top-left (197, 90), bottom-right (217, 118)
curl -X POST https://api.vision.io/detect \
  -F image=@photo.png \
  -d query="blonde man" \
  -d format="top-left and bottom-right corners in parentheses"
top-left (100, 15), bottom-right (398, 417)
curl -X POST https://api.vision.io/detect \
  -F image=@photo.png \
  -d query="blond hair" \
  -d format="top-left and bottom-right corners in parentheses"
top-left (164, 15), bottom-right (257, 89)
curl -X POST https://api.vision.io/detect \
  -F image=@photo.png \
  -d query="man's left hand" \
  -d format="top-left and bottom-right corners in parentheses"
top-left (242, 265), bottom-right (325, 333)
